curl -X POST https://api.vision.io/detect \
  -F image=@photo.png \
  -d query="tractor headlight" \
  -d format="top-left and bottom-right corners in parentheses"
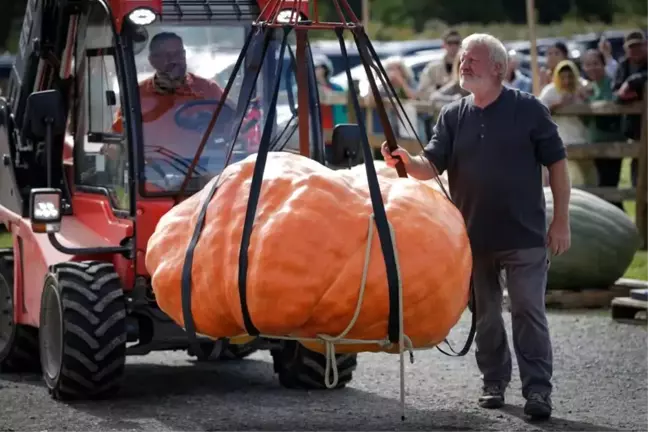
top-left (128, 8), bottom-right (157, 26)
top-left (29, 188), bottom-right (62, 233)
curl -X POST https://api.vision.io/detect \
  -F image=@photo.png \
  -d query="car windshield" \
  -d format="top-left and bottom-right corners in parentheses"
top-left (128, 23), bottom-right (297, 195)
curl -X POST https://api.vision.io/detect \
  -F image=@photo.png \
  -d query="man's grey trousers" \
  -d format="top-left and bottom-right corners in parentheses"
top-left (472, 246), bottom-right (553, 397)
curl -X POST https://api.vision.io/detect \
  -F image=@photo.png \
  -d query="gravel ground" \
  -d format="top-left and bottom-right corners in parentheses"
top-left (0, 309), bottom-right (646, 432)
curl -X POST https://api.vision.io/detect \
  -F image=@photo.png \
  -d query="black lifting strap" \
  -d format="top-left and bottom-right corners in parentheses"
top-left (237, 25), bottom-right (293, 337)
top-left (350, 27), bottom-right (478, 356)
top-left (436, 278), bottom-right (476, 357)
top-left (227, 29), bottom-right (274, 165)
top-left (335, 27), bottom-right (402, 345)
top-left (358, 32), bottom-right (425, 162)
top-left (179, 26), bottom-right (272, 357)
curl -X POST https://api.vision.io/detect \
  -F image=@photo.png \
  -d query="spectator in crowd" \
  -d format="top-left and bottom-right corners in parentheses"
top-left (539, 59), bottom-right (596, 186)
top-left (417, 29), bottom-right (462, 139)
top-left (504, 50), bottom-right (532, 93)
top-left (540, 41), bottom-right (569, 87)
top-left (613, 30), bottom-right (647, 188)
top-left (313, 54), bottom-right (348, 127)
top-left (367, 57), bottom-right (420, 139)
top-left (380, 32), bottom-right (571, 421)
top-left (366, 56), bottom-right (418, 102)
top-left (428, 55), bottom-right (470, 109)
top-left (416, 29), bottom-right (462, 100)
top-left (313, 54), bottom-right (348, 164)
top-left (383, 57), bottom-right (418, 100)
top-left (580, 48), bottom-right (626, 210)
top-left (598, 36), bottom-right (619, 78)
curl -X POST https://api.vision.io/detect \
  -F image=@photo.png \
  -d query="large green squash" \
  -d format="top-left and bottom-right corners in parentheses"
top-left (545, 187), bottom-right (640, 290)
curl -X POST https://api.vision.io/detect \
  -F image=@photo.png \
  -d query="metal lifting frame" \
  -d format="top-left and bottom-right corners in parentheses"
top-left (161, 0), bottom-right (260, 21)
top-left (176, 0), bottom-right (477, 418)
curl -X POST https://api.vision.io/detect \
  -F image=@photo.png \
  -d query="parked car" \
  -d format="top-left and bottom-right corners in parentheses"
top-left (373, 39), bottom-right (444, 56)
top-left (308, 38), bottom-right (444, 77)
top-left (511, 51), bottom-right (548, 78)
top-left (505, 37), bottom-right (566, 58)
top-left (329, 49), bottom-right (447, 96)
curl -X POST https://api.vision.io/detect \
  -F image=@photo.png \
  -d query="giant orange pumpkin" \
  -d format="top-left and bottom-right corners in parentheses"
top-left (145, 152), bottom-right (472, 354)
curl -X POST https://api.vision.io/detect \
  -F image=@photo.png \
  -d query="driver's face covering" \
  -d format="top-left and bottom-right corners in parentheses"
top-left (149, 39), bottom-right (187, 90)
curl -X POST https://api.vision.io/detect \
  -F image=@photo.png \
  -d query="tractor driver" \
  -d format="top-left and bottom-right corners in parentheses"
top-left (104, 31), bottom-right (253, 190)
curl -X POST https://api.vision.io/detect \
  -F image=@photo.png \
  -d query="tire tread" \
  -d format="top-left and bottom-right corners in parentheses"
top-left (45, 261), bottom-right (126, 400)
top-left (271, 341), bottom-right (357, 390)
top-left (0, 248), bottom-right (40, 373)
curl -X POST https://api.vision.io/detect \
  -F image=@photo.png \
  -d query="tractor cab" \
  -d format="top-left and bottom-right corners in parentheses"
top-left (0, 0), bottom-right (318, 369)
top-left (3, 0), bottom-right (317, 286)
top-left (68, 0), bottom-right (308, 208)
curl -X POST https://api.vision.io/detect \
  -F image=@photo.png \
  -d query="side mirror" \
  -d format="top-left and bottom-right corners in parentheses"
top-left (29, 188), bottom-right (62, 234)
top-left (22, 89), bottom-right (66, 141)
top-left (106, 90), bottom-right (117, 106)
top-left (327, 123), bottom-right (364, 168)
top-left (22, 89), bottom-right (67, 187)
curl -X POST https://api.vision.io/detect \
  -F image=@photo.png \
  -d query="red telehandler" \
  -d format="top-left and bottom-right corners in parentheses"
top-left (0, 0), bottom-right (364, 401)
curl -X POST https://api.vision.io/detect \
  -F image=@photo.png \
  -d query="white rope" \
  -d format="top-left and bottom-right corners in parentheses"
top-left (210, 214), bottom-right (419, 419)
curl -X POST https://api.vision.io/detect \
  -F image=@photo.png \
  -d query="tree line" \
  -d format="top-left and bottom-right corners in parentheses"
top-left (340, 0), bottom-right (647, 33)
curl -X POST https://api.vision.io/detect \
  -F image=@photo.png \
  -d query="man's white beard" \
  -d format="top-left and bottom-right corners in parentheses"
top-left (459, 76), bottom-right (473, 91)
top-left (460, 76), bottom-right (484, 93)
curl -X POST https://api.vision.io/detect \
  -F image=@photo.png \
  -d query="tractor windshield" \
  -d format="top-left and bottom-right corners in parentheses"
top-left (126, 23), bottom-right (298, 195)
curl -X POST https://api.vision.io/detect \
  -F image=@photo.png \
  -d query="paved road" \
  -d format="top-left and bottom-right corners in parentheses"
top-left (1, 309), bottom-right (645, 431)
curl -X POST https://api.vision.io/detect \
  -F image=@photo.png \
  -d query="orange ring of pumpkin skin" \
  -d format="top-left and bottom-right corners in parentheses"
top-left (145, 152), bottom-right (472, 355)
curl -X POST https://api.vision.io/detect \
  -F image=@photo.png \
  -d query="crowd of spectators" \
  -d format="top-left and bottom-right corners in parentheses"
top-left (535, 31), bottom-right (646, 212)
top-left (323, 28), bottom-right (647, 212)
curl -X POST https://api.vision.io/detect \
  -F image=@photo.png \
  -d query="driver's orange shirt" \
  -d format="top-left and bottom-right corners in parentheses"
top-left (112, 73), bottom-right (228, 159)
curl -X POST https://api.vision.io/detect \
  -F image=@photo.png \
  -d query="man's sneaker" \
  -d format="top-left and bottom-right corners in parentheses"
top-left (524, 392), bottom-right (552, 420)
top-left (478, 384), bottom-right (505, 409)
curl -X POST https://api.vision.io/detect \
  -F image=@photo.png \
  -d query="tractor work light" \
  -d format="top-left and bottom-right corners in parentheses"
top-left (29, 188), bottom-right (63, 233)
top-left (128, 7), bottom-right (157, 26)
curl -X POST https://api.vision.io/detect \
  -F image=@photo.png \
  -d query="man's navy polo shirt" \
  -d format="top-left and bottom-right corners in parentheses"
top-left (423, 86), bottom-right (567, 253)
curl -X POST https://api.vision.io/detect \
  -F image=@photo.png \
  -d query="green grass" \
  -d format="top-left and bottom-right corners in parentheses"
top-left (0, 231), bottom-right (10, 248)
top-left (625, 252), bottom-right (648, 281)
top-left (619, 158), bottom-right (647, 281)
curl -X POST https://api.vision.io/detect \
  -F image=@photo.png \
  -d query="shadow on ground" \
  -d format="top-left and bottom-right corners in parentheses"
top-left (500, 405), bottom-right (616, 432)
top-left (0, 357), bottom-right (620, 432)
top-left (53, 358), bottom-right (495, 431)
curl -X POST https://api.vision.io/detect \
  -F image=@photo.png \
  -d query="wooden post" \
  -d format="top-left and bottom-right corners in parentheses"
top-left (362, 0), bottom-right (369, 28)
top-left (636, 88), bottom-right (648, 250)
top-left (525, 0), bottom-right (540, 96)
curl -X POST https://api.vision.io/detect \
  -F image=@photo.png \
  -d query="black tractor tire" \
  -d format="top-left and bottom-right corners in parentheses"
top-left (189, 338), bottom-right (259, 362)
top-left (219, 341), bottom-right (259, 361)
top-left (271, 340), bottom-right (357, 390)
top-left (0, 249), bottom-right (41, 373)
top-left (39, 261), bottom-right (127, 401)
